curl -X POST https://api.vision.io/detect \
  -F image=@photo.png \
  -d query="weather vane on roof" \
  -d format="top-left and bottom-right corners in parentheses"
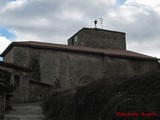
top-left (94, 18), bottom-right (103, 29)
top-left (94, 20), bottom-right (98, 28)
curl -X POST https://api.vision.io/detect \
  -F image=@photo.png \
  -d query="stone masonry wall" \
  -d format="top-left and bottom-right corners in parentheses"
top-left (39, 50), bottom-right (105, 89)
top-left (3, 46), bottom-right (158, 91)
top-left (103, 57), bottom-right (158, 76)
top-left (68, 28), bottom-right (126, 50)
top-left (13, 47), bottom-right (30, 68)
top-left (3, 47), bottom-right (30, 68)
top-left (3, 48), bottom-right (13, 64)
top-left (31, 48), bottom-right (158, 90)
top-left (28, 80), bottom-right (54, 102)
top-left (10, 73), bottom-right (30, 103)
top-left (0, 64), bottom-right (30, 104)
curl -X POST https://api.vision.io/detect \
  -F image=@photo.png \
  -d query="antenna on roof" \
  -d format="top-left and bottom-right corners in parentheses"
top-left (100, 18), bottom-right (103, 29)
top-left (94, 20), bottom-right (98, 28)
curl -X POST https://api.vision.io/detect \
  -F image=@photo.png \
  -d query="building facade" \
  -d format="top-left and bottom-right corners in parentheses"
top-left (0, 28), bottom-right (159, 103)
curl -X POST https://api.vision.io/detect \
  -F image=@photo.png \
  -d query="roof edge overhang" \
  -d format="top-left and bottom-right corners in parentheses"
top-left (0, 41), bottom-right (159, 61)
top-left (0, 61), bottom-right (31, 72)
top-left (1, 42), bottom-right (14, 57)
top-left (68, 27), bottom-right (126, 41)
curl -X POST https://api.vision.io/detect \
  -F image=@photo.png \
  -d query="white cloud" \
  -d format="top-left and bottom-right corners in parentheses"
top-left (0, 36), bottom-right (11, 54)
top-left (0, 0), bottom-right (160, 58)
top-left (127, 39), bottom-right (160, 58)
top-left (2, 0), bottom-right (28, 12)
top-left (126, 0), bottom-right (160, 7)
top-left (57, 10), bottom-right (84, 20)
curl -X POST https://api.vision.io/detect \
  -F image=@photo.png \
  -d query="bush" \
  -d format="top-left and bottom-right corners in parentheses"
top-left (43, 71), bottom-right (160, 120)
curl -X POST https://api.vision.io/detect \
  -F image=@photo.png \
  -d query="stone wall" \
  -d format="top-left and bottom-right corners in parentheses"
top-left (3, 48), bottom-right (13, 64)
top-left (103, 57), bottom-right (158, 76)
top-left (3, 47), bottom-right (31, 68)
top-left (13, 47), bottom-right (30, 68)
top-left (28, 80), bottom-right (54, 102)
top-left (2, 46), bottom-right (159, 92)
top-left (39, 50), bottom-right (105, 89)
top-left (10, 73), bottom-right (30, 103)
top-left (0, 64), bottom-right (30, 104)
top-left (39, 49), bottom-right (158, 89)
top-left (2, 47), bottom-right (158, 103)
top-left (68, 28), bottom-right (126, 50)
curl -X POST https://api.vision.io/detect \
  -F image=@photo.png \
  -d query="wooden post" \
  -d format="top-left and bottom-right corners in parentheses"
top-left (4, 92), bottom-right (6, 118)
top-left (0, 92), bottom-right (5, 120)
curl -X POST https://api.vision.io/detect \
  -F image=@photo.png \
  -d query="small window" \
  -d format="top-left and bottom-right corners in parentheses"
top-left (14, 75), bottom-right (20, 87)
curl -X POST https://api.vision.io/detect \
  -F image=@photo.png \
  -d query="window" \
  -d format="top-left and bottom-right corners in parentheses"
top-left (14, 75), bottom-right (20, 87)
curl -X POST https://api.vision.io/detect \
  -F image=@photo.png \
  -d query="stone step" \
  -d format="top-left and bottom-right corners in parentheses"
top-left (4, 115), bottom-right (45, 120)
top-left (5, 103), bottom-right (43, 115)
top-left (4, 103), bottom-right (45, 120)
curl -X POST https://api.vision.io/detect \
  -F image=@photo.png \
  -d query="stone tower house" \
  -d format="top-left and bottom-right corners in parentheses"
top-left (68, 28), bottom-right (126, 50)
top-left (0, 27), bottom-right (159, 103)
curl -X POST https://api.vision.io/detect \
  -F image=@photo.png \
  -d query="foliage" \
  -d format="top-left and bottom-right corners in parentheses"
top-left (43, 71), bottom-right (160, 120)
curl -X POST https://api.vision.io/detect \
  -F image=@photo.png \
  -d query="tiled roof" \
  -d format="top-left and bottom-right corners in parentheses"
top-left (0, 61), bottom-right (31, 72)
top-left (0, 41), bottom-right (158, 61)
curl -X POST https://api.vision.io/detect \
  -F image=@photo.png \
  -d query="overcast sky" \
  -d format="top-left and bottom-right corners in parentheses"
top-left (0, 0), bottom-right (160, 58)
